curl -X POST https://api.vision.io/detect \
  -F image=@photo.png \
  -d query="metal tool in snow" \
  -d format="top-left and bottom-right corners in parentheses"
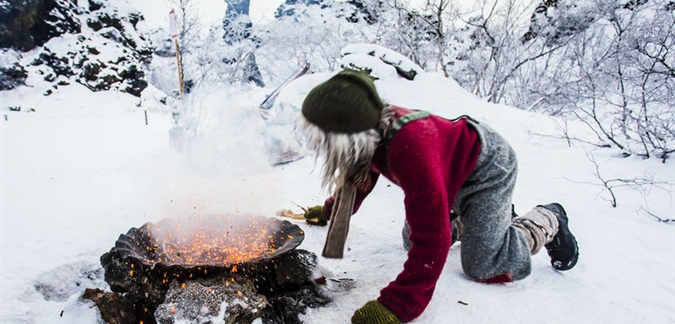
top-left (259, 62), bottom-right (310, 113)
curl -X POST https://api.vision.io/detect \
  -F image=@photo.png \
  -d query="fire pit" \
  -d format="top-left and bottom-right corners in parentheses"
top-left (115, 214), bottom-right (304, 268)
top-left (90, 214), bottom-right (330, 324)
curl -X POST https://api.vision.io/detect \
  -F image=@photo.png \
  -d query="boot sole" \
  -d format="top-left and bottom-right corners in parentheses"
top-left (543, 203), bottom-right (579, 271)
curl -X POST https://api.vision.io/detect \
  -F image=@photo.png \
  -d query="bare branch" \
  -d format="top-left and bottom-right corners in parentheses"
top-left (640, 206), bottom-right (675, 224)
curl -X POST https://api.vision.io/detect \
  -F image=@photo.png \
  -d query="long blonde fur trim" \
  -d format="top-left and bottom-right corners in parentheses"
top-left (296, 105), bottom-right (397, 192)
top-left (296, 116), bottom-right (380, 191)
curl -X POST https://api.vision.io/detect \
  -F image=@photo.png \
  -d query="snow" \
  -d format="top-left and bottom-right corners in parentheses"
top-left (340, 43), bottom-right (424, 79)
top-left (3, 60), bottom-right (674, 324)
top-left (2, 7), bottom-right (675, 324)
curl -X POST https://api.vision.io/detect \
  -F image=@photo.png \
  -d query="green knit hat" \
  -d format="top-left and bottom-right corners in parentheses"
top-left (301, 69), bottom-right (384, 134)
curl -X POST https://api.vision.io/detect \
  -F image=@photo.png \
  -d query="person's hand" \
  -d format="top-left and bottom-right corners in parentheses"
top-left (304, 205), bottom-right (328, 226)
top-left (352, 301), bottom-right (401, 324)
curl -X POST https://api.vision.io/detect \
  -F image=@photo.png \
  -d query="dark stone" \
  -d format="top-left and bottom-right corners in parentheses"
top-left (98, 73), bottom-right (122, 88)
top-left (86, 18), bottom-right (103, 32)
top-left (119, 65), bottom-right (147, 97)
top-left (100, 28), bottom-right (125, 44)
top-left (86, 46), bottom-right (99, 55)
top-left (127, 12), bottom-right (143, 28)
top-left (96, 12), bottom-right (125, 32)
top-left (394, 66), bottom-right (417, 80)
top-left (100, 249), bottom-right (167, 324)
top-left (183, 79), bottom-right (194, 94)
top-left (87, 0), bottom-right (103, 12)
top-left (344, 0), bottom-right (380, 25)
top-left (136, 45), bottom-right (153, 63)
top-left (81, 61), bottom-right (102, 81)
top-left (0, 0), bottom-right (82, 51)
top-left (99, 247), bottom-right (329, 324)
top-left (83, 288), bottom-right (137, 324)
top-left (0, 63), bottom-right (27, 90)
top-left (31, 49), bottom-right (74, 77)
top-left (1, 0), bottom-right (151, 96)
top-left (155, 277), bottom-right (267, 324)
top-left (275, 0), bottom-right (327, 19)
top-left (77, 60), bottom-right (125, 92)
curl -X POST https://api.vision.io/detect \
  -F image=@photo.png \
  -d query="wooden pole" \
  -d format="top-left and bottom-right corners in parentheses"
top-left (174, 38), bottom-right (184, 104)
top-left (169, 9), bottom-right (184, 121)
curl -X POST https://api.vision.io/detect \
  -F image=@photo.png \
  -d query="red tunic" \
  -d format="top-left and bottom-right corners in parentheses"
top-left (326, 105), bottom-right (482, 322)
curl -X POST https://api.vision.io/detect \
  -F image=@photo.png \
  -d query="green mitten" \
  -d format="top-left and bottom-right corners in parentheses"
top-left (352, 301), bottom-right (401, 324)
top-left (304, 205), bottom-right (328, 226)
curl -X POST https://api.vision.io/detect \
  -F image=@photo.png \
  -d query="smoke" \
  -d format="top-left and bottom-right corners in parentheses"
top-left (180, 84), bottom-right (271, 177)
top-left (152, 84), bottom-right (289, 220)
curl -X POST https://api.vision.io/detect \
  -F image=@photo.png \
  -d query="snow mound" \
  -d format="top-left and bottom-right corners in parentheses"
top-left (340, 43), bottom-right (424, 80)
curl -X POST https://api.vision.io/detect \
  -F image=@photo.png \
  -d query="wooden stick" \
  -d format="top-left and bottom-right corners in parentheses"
top-left (322, 185), bottom-right (357, 258)
top-left (173, 38), bottom-right (184, 104)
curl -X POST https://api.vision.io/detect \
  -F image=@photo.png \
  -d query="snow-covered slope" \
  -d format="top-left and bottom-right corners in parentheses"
top-left (1, 60), bottom-right (674, 323)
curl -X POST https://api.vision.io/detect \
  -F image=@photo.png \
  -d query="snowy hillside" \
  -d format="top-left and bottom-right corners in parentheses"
top-left (2, 60), bottom-right (674, 323)
top-left (1, 0), bottom-right (674, 323)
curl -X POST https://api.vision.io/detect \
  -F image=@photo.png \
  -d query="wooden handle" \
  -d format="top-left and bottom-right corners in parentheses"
top-left (322, 185), bottom-right (357, 258)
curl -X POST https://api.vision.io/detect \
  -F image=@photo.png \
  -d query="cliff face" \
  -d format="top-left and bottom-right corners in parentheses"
top-left (0, 0), bottom-right (81, 51)
top-left (0, 0), bottom-right (152, 96)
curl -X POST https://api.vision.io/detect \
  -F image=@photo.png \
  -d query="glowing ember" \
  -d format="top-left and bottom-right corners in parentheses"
top-left (114, 214), bottom-right (304, 268)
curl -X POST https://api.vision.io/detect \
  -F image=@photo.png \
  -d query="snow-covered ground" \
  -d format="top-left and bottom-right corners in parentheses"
top-left (2, 62), bottom-right (674, 323)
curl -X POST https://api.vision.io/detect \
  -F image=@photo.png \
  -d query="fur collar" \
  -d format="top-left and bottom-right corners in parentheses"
top-left (296, 105), bottom-right (397, 191)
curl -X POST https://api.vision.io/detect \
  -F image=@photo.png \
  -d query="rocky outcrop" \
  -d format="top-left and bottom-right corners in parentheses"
top-left (0, 0), bottom-right (152, 97)
top-left (0, 0), bottom-right (82, 51)
top-left (0, 49), bottom-right (27, 90)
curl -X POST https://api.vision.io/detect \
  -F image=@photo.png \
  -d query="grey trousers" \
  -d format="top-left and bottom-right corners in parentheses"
top-left (402, 121), bottom-right (533, 281)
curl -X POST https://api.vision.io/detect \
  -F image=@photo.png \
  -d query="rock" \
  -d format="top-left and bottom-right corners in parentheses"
top-left (340, 43), bottom-right (423, 81)
top-left (100, 249), bottom-right (168, 323)
top-left (155, 277), bottom-right (267, 324)
top-left (96, 12), bottom-right (125, 31)
top-left (0, 49), bottom-right (27, 90)
top-left (127, 12), bottom-right (143, 29)
top-left (0, 63), bottom-right (27, 90)
top-left (87, 0), bottom-right (103, 12)
top-left (86, 18), bottom-right (104, 32)
top-left (100, 28), bottom-right (127, 45)
top-left (99, 246), bottom-right (330, 324)
top-left (119, 64), bottom-right (147, 96)
top-left (31, 48), bottom-right (74, 77)
top-left (2, 0), bottom-right (152, 97)
top-left (83, 288), bottom-right (137, 324)
top-left (86, 46), bottom-right (100, 55)
top-left (0, 0), bottom-right (82, 51)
